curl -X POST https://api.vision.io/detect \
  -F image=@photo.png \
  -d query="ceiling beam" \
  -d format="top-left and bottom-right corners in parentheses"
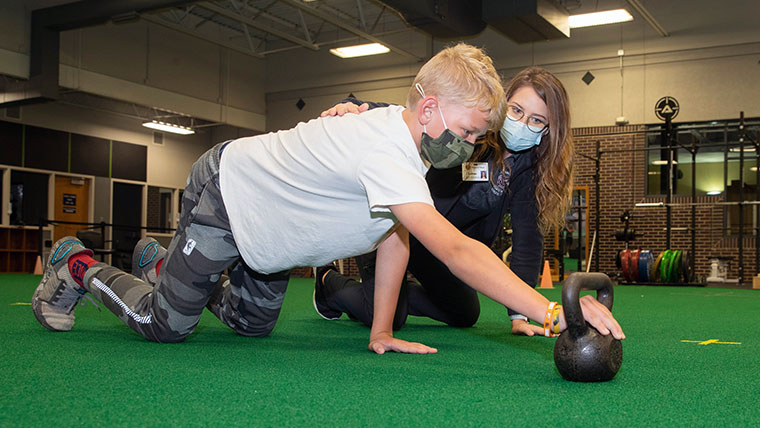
top-left (141, 14), bottom-right (265, 58)
top-left (625, 0), bottom-right (669, 37)
top-left (199, 2), bottom-right (319, 50)
top-left (278, 0), bottom-right (423, 61)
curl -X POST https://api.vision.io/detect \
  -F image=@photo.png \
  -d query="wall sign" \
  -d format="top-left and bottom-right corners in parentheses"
top-left (63, 193), bottom-right (76, 213)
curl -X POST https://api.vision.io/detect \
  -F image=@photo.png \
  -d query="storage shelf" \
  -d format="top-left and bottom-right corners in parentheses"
top-left (0, 227), bottom-right (41, 273)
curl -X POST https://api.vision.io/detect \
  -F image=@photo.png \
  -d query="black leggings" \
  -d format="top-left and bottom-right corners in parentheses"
top-left (321, 242), bottom-right (480, 330)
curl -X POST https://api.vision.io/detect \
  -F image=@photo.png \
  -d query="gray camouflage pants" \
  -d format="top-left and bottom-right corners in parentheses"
top-left (82, 142), bottom-right (291, 342)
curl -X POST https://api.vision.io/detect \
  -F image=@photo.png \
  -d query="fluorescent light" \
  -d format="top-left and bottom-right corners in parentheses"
top-left (142, 120), bottom-right (195, 135)
top-left (706, 190), bottom-right (722, 195)
top-left (569, 9), bottom-right (633, 28)
top-left (329, 43), bottom-right (390, 59)
top-left (652, 160), bottom-right (677, 165)
top-left (729, 146), bottom-right (756, 152)
top-left (635, 202), bottom-right (664, 207)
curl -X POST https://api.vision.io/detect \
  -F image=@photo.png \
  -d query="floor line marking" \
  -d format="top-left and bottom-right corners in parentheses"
top-left (681, 339), bottom-right (742, 345)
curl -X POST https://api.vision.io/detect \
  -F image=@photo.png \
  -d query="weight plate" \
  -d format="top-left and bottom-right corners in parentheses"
top-left (639, 250), bottom-right (653, 282)
top-left (682, 250), bottom-right (693, 282)
top-left (631, 249), bottom-right (641, 282)
top-left (615, 250), bottom-right (622, 269)
top-left (672, 250), bottom-right (683, 283)
top-left (621, 249), bottom-right (631, 282)
top-left (653, 251), bottom-right (665, 282)
top-left (660, 250), bottom-right (672, 283)
top-left (665, 250), bottom-right (675, 283)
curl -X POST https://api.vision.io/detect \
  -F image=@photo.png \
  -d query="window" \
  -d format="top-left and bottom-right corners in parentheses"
top-left (646, 118), bottom-right (760, 236)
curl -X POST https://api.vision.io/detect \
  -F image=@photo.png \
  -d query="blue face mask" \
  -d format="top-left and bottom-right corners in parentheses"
top-left (500, 117), bottom-right (545, 152)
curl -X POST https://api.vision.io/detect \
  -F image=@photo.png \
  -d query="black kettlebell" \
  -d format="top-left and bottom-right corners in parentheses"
top-left (553, 272), bottom-right (623, 382)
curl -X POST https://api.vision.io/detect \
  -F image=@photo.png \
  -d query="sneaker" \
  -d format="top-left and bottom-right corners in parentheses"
top-left (32, 237), bottom-right (94, 332)
top-left (131, 237), bottom-right (167, 286)
top-left (313, 263), bottom-right (341, 320)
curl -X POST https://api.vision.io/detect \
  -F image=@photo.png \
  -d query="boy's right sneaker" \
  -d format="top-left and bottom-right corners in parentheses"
top-left (131, 237), bottom-right (167, 286)
top-left (313, 263), bottom-right (341, 320)
top-left (32, 237), bottom-right (93, 332)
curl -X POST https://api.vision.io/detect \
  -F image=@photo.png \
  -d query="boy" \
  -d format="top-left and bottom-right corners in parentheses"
top-left (32, 43), bottom-right (504, 353)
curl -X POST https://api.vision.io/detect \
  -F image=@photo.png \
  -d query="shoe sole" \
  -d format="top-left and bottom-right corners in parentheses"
top-left (32, 283), bottom-right (70, 332)
top-left (312, 288), bottom-right (341, 321)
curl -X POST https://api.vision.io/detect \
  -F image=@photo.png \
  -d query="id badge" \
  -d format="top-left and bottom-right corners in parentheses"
top-left (462, 162), bottom-right (489, 181)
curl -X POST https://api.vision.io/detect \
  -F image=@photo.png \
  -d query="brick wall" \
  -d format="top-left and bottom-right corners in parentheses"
top-left (564, 125), bottom-right (758, 284)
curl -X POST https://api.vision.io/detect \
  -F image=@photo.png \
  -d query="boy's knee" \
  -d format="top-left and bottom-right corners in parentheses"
top-left (233, 320), bottom-right (276, 338)
top-left (143, 325), bottom-right (193, 343)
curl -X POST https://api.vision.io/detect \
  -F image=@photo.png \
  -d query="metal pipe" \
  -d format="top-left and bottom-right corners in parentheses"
top-left (691, 134), bottom-right (697, 282)
top-left (636, 201), bottom-right (760, 207)
top-left (739, 111), bottom-right (746, 283)
top-left (665, 116), bottom-right (674, 250)
top-left (624, 0), bottom-right (670, 37)
top-left (594, 140), bottom-right (601, 272)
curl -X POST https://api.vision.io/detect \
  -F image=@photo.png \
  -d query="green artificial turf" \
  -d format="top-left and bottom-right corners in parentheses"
top-left (1, 274), bottom-right (759, 427)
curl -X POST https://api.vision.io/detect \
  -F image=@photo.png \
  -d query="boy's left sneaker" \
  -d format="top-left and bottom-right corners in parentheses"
top-left (32, 237), bottom-right (94, 332)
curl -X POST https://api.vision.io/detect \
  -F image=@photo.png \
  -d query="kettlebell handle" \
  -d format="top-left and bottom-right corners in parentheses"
top-left (561, 272), bottom-right (614, 338)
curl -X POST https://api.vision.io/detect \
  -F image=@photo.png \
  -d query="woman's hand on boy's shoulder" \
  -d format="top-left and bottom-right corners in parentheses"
top-left (321, 102), bottom-right (369, 117)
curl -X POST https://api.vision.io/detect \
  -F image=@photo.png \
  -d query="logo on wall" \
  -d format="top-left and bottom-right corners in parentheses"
top-left (654, 96), bottom-right (680, 121)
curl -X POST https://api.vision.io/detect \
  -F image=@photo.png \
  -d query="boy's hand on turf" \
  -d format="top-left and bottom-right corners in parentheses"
top-left (320, 102), bottom-right (368, 117)
top-left (368, 332), bottom-right (438, 355)
top-left (511, 319), bottom-right (544, 336)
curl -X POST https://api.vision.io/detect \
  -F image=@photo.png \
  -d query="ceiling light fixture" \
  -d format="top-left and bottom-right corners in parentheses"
top-left (329, 43), bottom-right (390, 59)
top-left (652, 160), bottom-right (677, 165)
top-left (142, 120), bottom-right (195, 135)
top-left (569, 9), bottom-right (633, 29)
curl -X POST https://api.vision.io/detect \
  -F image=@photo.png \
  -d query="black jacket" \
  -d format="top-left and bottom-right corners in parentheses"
top-left (343, 98), bottom-right (544, 316)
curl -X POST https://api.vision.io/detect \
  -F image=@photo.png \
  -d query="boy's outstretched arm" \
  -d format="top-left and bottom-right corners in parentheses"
top-left (390, 202), bottom-right (625, 340)
top-left (369, 225), bottom-right (437, 354)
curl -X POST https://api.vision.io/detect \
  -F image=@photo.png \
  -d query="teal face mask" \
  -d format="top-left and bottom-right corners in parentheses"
top-left (500, 113), bottom-right (545, 152)
top-left (417, 84), bottom-right (475, 169)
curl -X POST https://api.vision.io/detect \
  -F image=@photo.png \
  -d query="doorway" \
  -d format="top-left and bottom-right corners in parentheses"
top-left (53, 176), bottom-right (91, 242)
top-left (112, 182), bottom-right (143, 271)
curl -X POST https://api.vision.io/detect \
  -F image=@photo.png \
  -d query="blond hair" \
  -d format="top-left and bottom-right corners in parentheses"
top-left (472, 66), bottom-right (574, 231)
top-left (406, 43), bottom-right (506, 132)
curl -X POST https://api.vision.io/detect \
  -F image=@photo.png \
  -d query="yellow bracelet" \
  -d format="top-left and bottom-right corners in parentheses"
top-left (551, 304), bottom-right (562, 335)
top-left (543, 301), bottom-right (557, 337)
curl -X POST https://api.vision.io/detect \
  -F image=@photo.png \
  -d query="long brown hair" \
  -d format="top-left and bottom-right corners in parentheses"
top-left (472, 67), bottom-right (574, 231)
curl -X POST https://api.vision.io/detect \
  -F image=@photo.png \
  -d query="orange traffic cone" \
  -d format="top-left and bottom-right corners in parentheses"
top-left (538, 260), bottom-right (553, 289)
top-left (33, 255), bottom-right (43, 275)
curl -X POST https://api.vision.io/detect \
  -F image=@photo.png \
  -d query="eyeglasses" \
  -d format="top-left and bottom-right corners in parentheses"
top-left (506, 104), bottom-right (549, 133)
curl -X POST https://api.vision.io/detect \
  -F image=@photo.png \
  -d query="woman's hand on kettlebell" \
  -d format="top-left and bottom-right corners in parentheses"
top-left (578, 295), bottom-right (626, 340)
top-left (511, 319), bottom-right (545, 336)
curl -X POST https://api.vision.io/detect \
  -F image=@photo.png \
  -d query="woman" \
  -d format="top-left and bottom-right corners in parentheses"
top-left (314, 67), bottom-right (574, 336)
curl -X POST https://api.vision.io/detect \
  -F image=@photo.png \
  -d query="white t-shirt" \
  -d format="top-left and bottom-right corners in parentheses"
top-left (219, 105), bottom-right (434, 274)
